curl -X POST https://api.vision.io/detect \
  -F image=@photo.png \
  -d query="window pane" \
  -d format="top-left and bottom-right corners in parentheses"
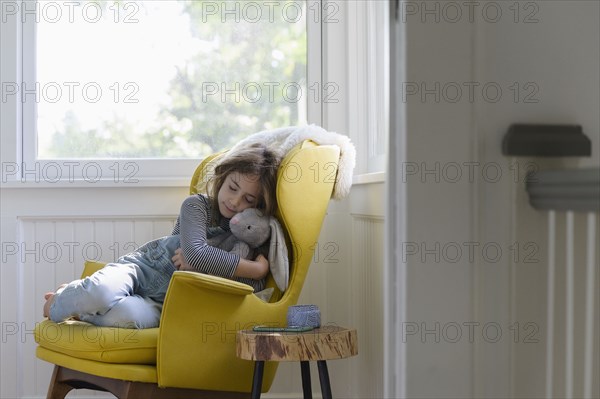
top-left (36, 0), bottom-right (307, 159)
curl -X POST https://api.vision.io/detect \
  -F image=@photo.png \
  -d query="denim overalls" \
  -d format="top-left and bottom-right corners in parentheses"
top-left (49, 235), bottom-right (181, 329)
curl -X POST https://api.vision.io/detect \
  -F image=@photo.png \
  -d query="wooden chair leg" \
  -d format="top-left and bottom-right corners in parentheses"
top-left (122, 381), bottom-right (157, 399)
top-left (123, 381), bottom-right (253, 399)
top-left (45, 365), bottom-right (251, 399)
top-left (47, 366), bottom-right (75, 399)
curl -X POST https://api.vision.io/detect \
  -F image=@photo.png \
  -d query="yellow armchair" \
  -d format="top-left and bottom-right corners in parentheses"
top-left (35, 140), bottom-right (340, 398)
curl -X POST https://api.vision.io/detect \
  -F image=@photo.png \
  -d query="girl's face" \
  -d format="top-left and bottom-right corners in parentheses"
top-left (217, 172), bottom-right (261, 218)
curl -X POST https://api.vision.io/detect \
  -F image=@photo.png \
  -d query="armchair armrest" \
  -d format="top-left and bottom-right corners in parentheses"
top-left (170, 271), bottom-right (255, 296)
top-left (157, 271), bottom-right (281, 391)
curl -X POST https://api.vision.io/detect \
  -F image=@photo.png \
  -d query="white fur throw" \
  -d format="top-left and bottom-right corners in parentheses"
top-left (230, 124), bottom-right (356, 200)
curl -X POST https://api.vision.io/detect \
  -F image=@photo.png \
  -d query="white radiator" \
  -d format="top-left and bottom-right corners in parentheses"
top-left (527, 168), bottom-right (599, 399)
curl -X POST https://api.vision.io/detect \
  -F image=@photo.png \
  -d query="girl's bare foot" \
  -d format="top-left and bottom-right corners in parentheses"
top-left (43, 284), bottom-right (67, 318)
top-left (43, 293), bottom-right (55, 318)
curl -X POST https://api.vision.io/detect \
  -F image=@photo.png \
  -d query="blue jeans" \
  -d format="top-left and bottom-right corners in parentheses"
top-left (49, 235), bottom-right (180, 329)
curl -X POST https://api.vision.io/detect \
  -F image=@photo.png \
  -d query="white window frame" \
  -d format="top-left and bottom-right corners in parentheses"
top-left (2, 0), bottom-right (322, 186)
top-left (348, 0), bottom-right (388, 176)
top-left (318, 0), bottom-right (388, 180)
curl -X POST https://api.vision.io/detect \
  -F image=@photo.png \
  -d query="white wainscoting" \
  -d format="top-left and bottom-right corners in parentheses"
top-left (1, 185), bottom-right (186, 399)
top-left (350, 215), bottom-right (384, 399)
top-left (17, 217), bottom-right (177, 398)
top-left (2, 179), bottom-right (385, 399)
top-left (267, 179), bottom-right (385, 399)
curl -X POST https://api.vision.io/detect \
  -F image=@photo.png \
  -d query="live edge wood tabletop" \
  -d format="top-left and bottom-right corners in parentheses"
top-left (237, 326), bottom-right (358, 399)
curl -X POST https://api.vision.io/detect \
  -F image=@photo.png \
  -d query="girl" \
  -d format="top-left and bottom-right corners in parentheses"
top-left (43, 143), bottom-right (280, 329)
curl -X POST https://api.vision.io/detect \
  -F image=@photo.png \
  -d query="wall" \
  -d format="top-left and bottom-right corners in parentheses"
top-left (475, 1), bottom-right (600, 397)
top-left (399, 6), bottom-right (480, 398)
top-left (390, 0), bottom-right (599, 397)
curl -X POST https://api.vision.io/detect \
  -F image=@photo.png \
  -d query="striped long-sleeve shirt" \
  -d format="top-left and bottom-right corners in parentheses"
top-left (171, 194), bottom-right (265, 292)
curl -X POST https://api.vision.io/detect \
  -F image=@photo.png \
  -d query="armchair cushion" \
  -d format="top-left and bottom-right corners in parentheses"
top-left (35, 319), bottom-right (158, 364)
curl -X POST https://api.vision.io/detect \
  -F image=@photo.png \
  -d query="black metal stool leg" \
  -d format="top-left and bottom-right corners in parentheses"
top-left (300, 361), bottom-right (313, 399)
top-left (251, 361), bottom-right (265, 399)
top-left (317, 360), bottom-right (332, 399)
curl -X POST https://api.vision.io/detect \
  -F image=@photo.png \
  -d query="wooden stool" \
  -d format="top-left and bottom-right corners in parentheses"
top-left (236, 325), bottom-right (358, 399)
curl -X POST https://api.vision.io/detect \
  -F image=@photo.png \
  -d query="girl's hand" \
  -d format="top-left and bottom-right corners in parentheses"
top-left (254, 254), bottom-right (269, 280)
top-left (172, 248), bottom-right (192, 270)
top-left (234, 254), bottom-right (269, 280)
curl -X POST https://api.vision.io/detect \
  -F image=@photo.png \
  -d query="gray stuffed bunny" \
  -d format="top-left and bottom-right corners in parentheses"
top-left (208, 208), bottom-right (289, 292)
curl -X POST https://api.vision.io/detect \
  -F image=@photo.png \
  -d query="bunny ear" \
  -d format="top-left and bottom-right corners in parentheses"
top-left (268, 217), bottom-right (289, 292)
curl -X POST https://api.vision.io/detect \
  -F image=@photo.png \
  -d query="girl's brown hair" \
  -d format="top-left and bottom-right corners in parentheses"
top-left (207, 143), bottom-right (280, 225)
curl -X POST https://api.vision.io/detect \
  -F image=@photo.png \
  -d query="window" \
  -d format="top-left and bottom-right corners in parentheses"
top-left (9, 0), bottom-right (320, 181)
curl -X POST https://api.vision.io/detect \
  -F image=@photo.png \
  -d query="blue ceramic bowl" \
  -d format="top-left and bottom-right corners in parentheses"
top-left (287, 305), bottom-right (321, 328)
